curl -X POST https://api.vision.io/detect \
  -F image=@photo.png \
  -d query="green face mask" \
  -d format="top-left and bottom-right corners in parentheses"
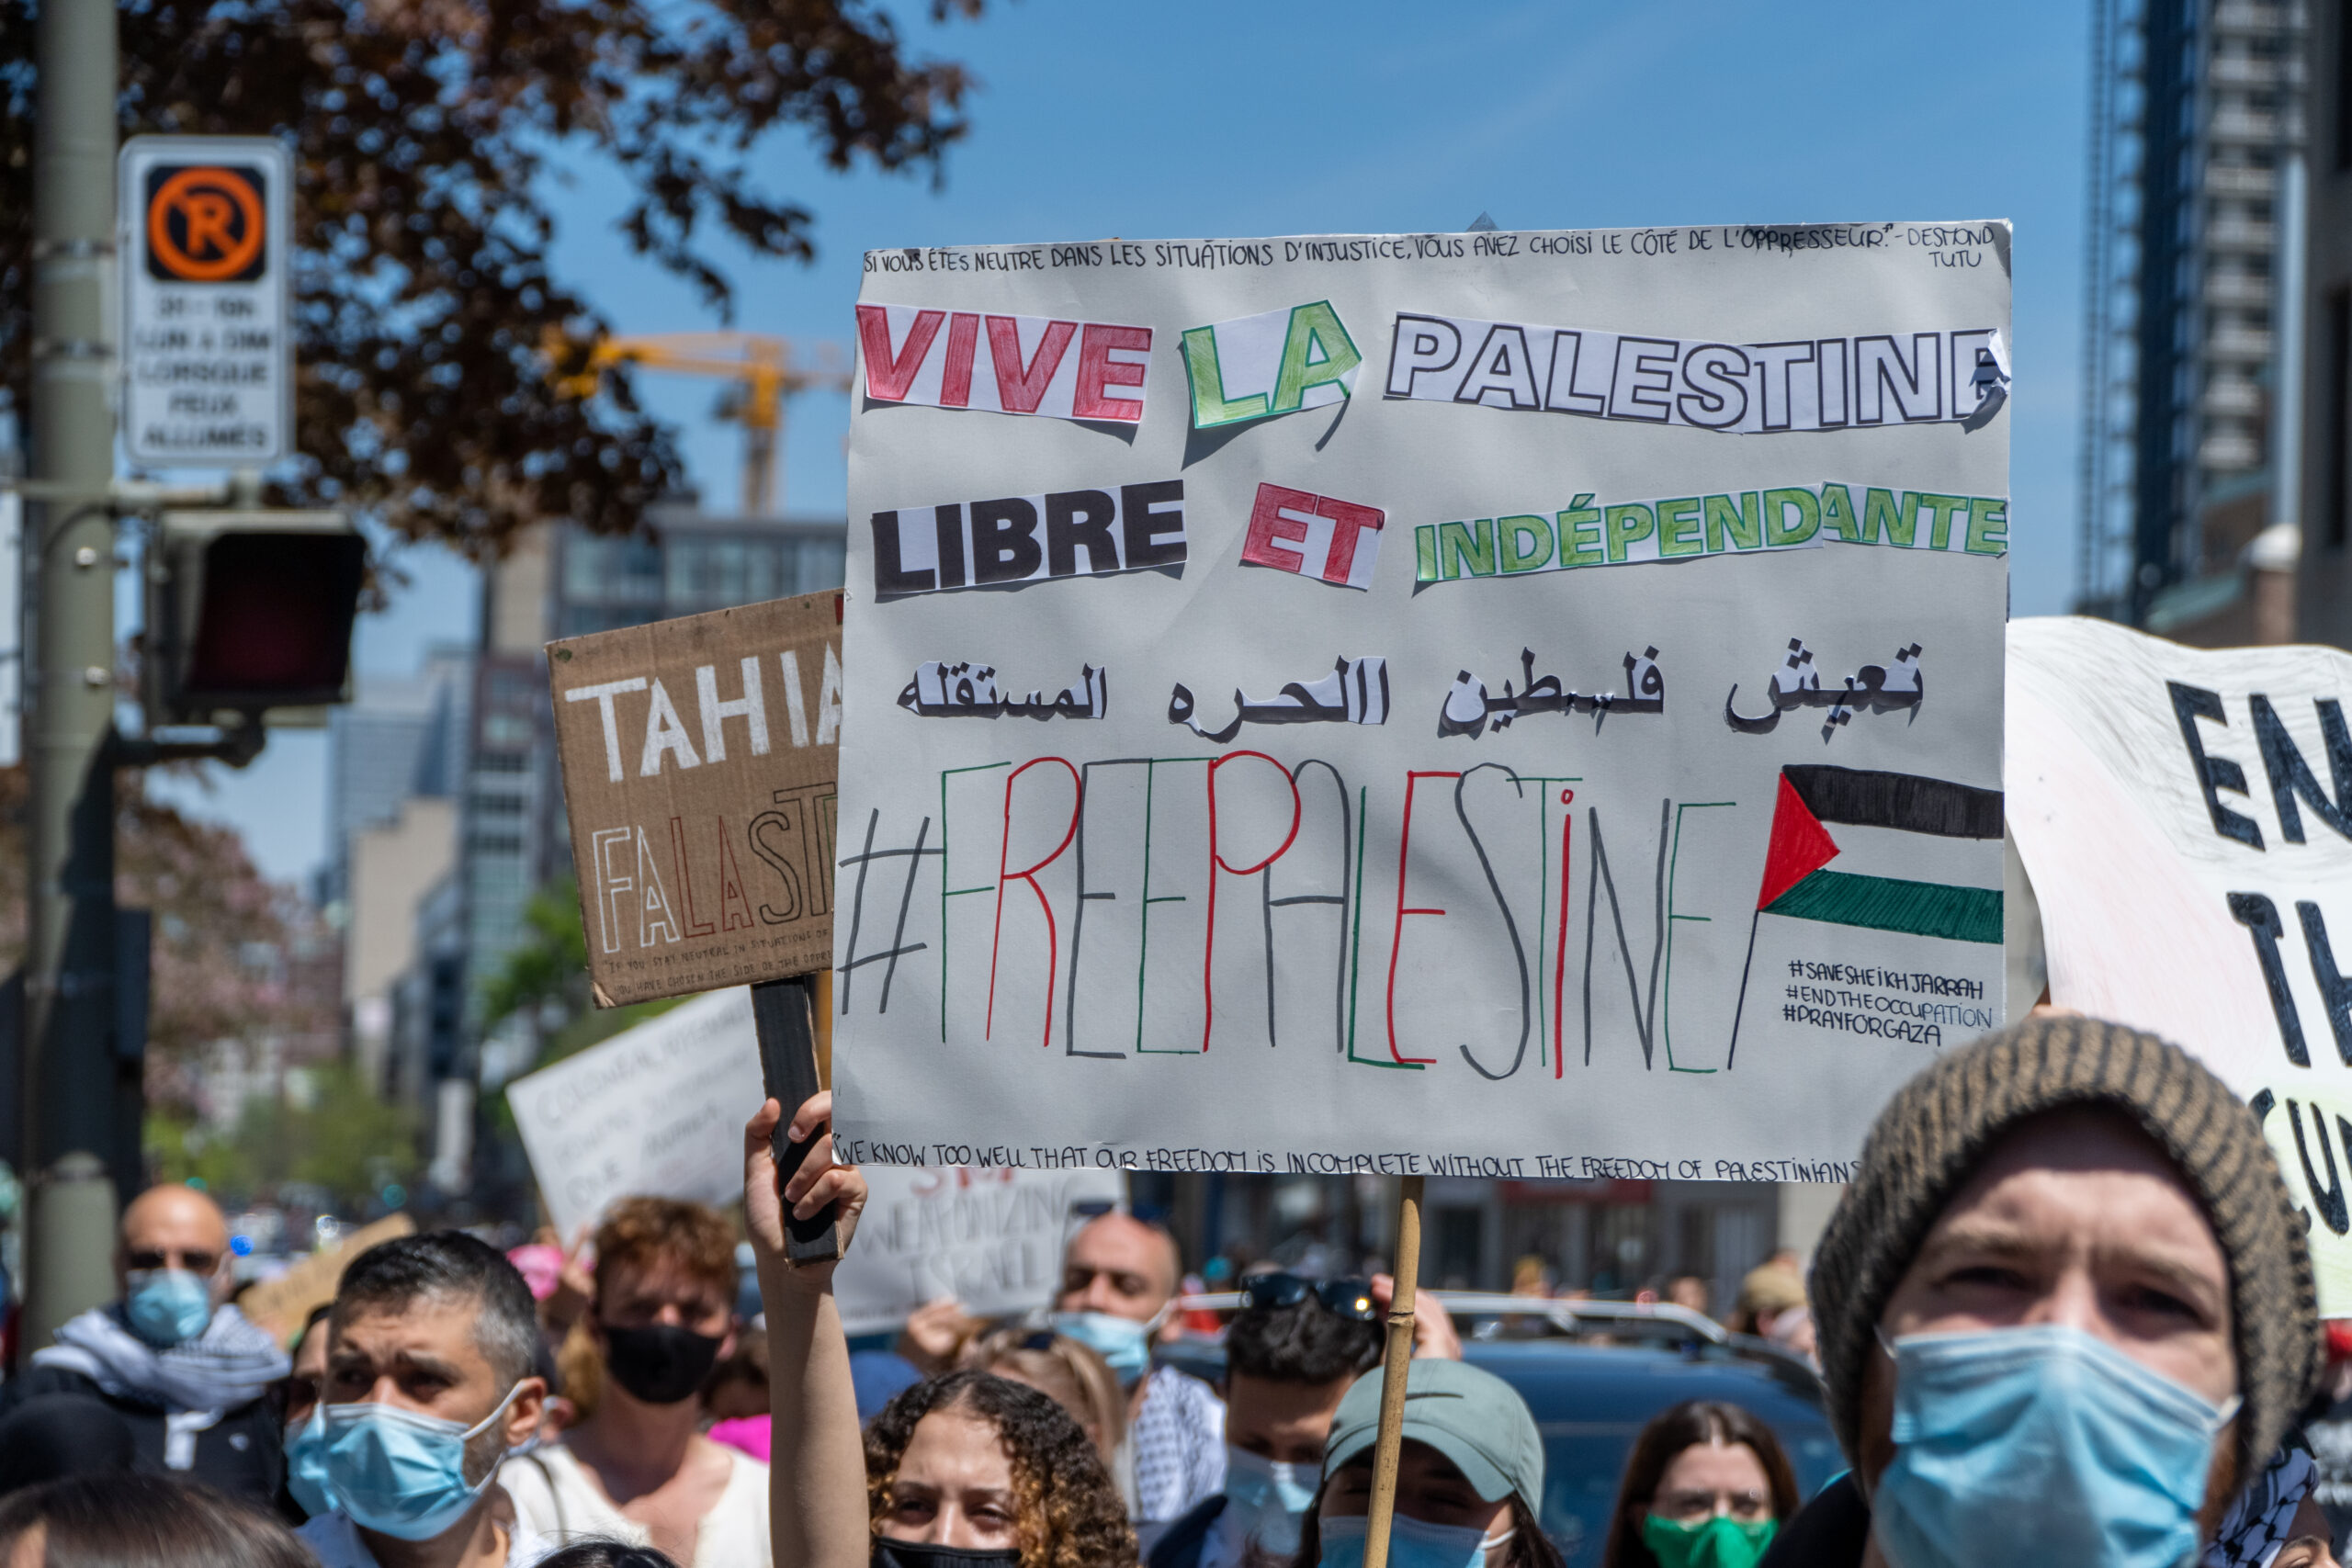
top-left (1640, 1514), bottom-right (1778, 1568)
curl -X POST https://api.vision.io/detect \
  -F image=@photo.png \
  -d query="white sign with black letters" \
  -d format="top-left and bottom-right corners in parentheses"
top-left (119, 135), bottom-right (292, 466)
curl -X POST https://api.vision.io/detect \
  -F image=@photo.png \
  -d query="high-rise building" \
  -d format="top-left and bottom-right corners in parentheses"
top-left (2079, 0), bottom-right (2310, 640)
top-left (397, 507), bottom-right (845, 1202)
top-left (319, 647), bottom-right (471, 908)
top-left (2298, 0), bottom-right (2352, 639)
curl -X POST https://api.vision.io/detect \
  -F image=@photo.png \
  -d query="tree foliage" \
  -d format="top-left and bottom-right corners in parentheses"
top-left (0, 0), bottom-right (980, 553)
top-left (478, 875), bottom-right (589, 1036)
top-left (148, 1062), bottom-right (418, 1209)
top-left (480, 874), bottom-right (681, 1072)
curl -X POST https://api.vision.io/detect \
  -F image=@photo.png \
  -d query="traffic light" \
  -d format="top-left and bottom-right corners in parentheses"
top-left (142, 509), bottom-right (367, 726)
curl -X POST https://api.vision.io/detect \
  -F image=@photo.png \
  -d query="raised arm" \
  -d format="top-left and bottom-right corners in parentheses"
top-left (747, 1092), bottom-right (871, 1568)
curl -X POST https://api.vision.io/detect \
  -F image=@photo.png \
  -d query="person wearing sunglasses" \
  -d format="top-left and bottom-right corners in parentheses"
top-left (1149, 1273), bottom-right (1464, 1568)
top-left (4, 1181), bottom-right (288, 1506)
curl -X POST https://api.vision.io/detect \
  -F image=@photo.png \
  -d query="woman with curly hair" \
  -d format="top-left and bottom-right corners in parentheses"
top-left (747, 1091), bottom-right (1138, 1568)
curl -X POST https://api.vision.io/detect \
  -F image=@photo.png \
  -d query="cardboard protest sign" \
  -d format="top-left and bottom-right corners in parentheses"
top-left (2007, 617), bottom-right (2352, 1310)
top-left (832, 1166), bottom-right (1127, 1335)
top-left (237, 1213), bottom-right (415, 1343)
top-left (548, 592), bottom-right (841, 1007)
top-left (507, 988), bottom-right (768, 1236)
top-left (834, 223), bottom-right (2009, 1180)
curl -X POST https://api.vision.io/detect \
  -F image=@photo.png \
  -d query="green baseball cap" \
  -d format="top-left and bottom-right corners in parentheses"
top-left (1321, 1358), bottom-right (1544, 1507)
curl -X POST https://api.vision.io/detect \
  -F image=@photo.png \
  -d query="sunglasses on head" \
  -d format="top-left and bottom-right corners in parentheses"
top-left (1238, 1273), bottom-right (1379, 1322)
top-left (126, 1248), bottom-right (219, 1275)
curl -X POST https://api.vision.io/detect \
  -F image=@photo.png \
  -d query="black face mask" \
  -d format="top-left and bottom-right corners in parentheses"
top-left (873, 1540), bottom-right (1023, 1568)
top-left (599, 1321), bottom-right (724, 1405)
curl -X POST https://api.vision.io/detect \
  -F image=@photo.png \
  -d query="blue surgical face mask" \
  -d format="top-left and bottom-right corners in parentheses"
top-left (1871, 1324), bottom-right (2237, 1568)
top-left (123, 1268), bottom-right (214, 1348)
top-left (1318, 1513), bottom-right (1514, 1568)
top-left (285, 1405), bottom-right (334, 1517)
top-left (1051, 1310), bottom-right (1154, 1387)
top-left (323, 1383), bottom-right (523, 1541)
top-left (1223, 1444), bottom-right (1318, 1554)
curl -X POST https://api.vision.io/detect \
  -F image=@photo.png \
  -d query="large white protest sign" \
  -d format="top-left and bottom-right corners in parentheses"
top-left (833, 1166), bottom-right (1127, 1336)
top-left (2007, 617), bottom-right (2352, 1311)
top-left (507, 989), bottom-right (765, 1237)
top-left (835, 223), bottom-right (2010, 1181)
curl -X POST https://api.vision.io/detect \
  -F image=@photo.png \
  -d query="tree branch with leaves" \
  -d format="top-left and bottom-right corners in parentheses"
top-left (0, 0), bottom-right (981, 553)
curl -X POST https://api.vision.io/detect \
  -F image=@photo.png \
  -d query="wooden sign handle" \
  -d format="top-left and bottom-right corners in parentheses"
top-left (751, 975), bottom-right (841, 1265)
top-left (1363, 1174), bottom-right (1424, 1568)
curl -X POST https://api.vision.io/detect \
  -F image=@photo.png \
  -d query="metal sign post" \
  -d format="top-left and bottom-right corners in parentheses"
top-left (119, 135), bottom-right (292, 468)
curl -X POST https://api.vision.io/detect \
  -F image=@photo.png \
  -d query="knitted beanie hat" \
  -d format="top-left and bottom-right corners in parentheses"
top-left (1809, 1015), bottom-right (2320, 1482)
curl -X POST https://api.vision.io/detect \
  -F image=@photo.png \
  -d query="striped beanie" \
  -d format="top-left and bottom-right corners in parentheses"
top-left (1810, 1015), bottom-right (2321, 1482)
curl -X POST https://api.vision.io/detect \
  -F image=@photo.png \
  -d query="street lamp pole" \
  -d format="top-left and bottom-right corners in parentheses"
top-left (23, 0), bottom-right (122, 1352)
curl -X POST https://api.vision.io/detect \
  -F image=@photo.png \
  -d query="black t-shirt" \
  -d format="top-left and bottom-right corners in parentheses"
top-left (2, 1363), bottom-right (285, 1506)
top-left (1758, 1472), bottom-right (1870, 1568)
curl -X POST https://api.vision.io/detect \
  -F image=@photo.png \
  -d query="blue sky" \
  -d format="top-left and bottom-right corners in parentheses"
top-left (156, 0), bottom-right (2094, 885)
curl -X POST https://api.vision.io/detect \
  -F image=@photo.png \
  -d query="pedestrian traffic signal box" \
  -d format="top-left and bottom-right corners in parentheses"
top-left (143, 510), bottom-right (367, 725)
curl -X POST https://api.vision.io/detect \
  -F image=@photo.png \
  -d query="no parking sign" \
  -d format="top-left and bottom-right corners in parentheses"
top-left (119, 136), bottom-right (292, 466)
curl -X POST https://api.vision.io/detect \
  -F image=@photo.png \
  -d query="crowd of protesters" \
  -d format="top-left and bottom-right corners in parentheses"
top-left (0, 1012), bottom-right (2344, 1568)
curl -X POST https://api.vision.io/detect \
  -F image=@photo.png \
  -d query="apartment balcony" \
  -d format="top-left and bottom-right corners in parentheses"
top-left (2209, 55), bottom-right (2287, 87)
top-left (2199, 429), bottom-right (2264, 469)
top-left (2202, 377), bottom-right (2264, 416)
top-left (2211, 3), bottom-right (2293, 36)
top-left (2209, 109), bottom-right (2284, 145)
top-left (2205, 164), bottom-right (2278, 197)
top-left (2205, 218), bottom-right (2280, 251)
top-left (2208, 325), bottom-right (2276, 359)
top-left (2204, 272), bottom-right (2272, 307)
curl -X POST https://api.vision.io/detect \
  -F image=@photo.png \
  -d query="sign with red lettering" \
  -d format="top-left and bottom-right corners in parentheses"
top-left (834, 225), bottom-right (2009, 1179)
top-left (855, 304), bottom-right (1153, 423)
top-left (1240, 484), bottom-right (1385, 590)
top-left (547, 592), bottom-right (840, 1007)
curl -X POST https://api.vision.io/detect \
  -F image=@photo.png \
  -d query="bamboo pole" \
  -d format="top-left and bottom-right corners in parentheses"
top-left (1363, 1175), bottom-right (1425, 1568)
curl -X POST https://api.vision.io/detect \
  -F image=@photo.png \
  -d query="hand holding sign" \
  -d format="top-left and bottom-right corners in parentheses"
top-left (744, 1093), bottom-right (867, 1288)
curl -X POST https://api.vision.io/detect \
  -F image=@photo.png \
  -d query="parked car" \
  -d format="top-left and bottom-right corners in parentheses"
top-left (1159, 1293), bottom-right (1839, 1567)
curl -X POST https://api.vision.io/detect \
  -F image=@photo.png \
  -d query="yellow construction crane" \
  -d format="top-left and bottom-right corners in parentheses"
top-left (550, 332), bottom-right (853, 516)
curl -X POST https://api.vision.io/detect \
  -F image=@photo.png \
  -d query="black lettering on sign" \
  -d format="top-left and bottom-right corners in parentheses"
top-left (2170, 682), bottom-right (2265, 849)
top-left (2252, 694), bottom-right (2352, 844)
top-left (870, 481), bottom-right (1186, 598)
top-left (2290, 1097), bottom-right (2352, 1235)
top-left (2301, 899), bottom-right (2352, 1066)
top-left (2229, 891), bottom-right (2309, 1066)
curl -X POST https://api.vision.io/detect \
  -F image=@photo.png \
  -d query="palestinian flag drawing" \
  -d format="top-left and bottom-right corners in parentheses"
top-left (1729, 764), bottom-right (2004, 1063)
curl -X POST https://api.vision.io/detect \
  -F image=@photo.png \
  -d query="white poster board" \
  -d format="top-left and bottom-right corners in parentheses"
top-left (2007, 616), bottom-right (2352, 1311)
top-left (507, 988), bottom-right (766, 1237)
top-left (834, 224), bottom-right (2011, 1179)
top-left (832, 1166), bottom-right (1127, 1336)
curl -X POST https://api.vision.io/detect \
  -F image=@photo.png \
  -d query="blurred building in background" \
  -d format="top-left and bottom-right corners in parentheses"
top-left (2080, 0), bottom-right (2310, 642)
top-left (349, 506), bottom-right (846, 1210)
top-left (2299, 0), bottom-right (2352, 638)
top-left (325, 651), bottom-right (472, 1096)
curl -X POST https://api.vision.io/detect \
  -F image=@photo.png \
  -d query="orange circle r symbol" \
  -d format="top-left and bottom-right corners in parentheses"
top-left (149, 167), bottom-right (264, 281)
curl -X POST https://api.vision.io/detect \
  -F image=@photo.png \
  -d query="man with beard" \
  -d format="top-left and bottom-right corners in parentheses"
top-left (294, 1232), bottom-right (549, 1568)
